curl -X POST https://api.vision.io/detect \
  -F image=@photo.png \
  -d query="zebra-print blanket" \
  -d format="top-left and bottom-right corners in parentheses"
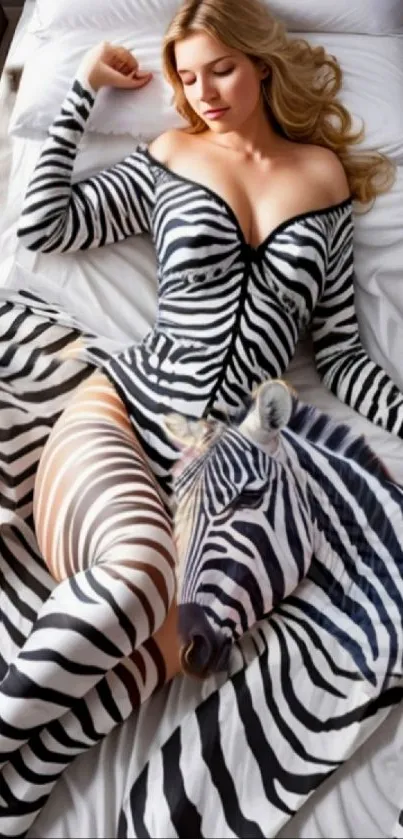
top-left (1, 291), bottom-right (402, 838)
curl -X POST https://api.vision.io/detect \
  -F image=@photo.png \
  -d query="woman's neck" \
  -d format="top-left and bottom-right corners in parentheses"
top-left (201, 107), bottom-right (288, 162)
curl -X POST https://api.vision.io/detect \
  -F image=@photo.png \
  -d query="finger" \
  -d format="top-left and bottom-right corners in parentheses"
top-left (115, 45), bottom-right (134, 58)
top-left (122, 62), bottom-right (139, 77)
top-left (133, 70), bottom-right (152, 79)
top-left (130, 75), bottom-right (153, 89)
top-left (101, 66), bottom-right (139, 88)
top-left (116, 48), bottom-right (138, 71)
top-left (124, 61), bottom-right (139, 74)
top-left (114, 60), bottom-right (132, 75)
top-left (109, 68), bottom-right (153, 89)
top-left (111, 56), bottom-right (133, 71)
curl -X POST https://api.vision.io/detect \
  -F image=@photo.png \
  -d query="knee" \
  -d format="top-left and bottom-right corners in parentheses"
top-left (101, 530), bottom-right (177, 618)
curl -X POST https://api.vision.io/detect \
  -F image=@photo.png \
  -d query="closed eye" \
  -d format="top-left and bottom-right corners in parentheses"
top-left (213, 68), bottom-right (233, 76)
top-left (181, 67), bottom-right (234, 85)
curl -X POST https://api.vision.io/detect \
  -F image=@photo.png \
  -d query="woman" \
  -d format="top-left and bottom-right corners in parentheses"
top-left (15, 0), bottom-right (403, 725)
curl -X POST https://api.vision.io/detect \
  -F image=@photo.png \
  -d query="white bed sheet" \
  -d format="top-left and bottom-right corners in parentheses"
top-left (1, 9), bottom-right (403, 839)
top-left (2, 136), bottom-right (403, 486)
top-left (6, 154), bottom-right (403, 839)
top-left (27, 638), bottom-right (403, 839)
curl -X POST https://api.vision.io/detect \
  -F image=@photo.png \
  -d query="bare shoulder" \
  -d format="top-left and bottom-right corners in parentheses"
top-left (298, 144), bottom-right (351, 204)
top-left (147, 129), bottom-right (188, 164)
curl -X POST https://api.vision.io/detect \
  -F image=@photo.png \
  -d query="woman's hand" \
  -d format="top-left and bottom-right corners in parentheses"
top-left (78, 41), bottom-right (153, 92)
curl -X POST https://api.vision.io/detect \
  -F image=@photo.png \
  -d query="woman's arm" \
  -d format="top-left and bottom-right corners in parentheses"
top-left (17, 43), bottom-right (155, 253)
top-left (312, 205), bottom-right (403, 436)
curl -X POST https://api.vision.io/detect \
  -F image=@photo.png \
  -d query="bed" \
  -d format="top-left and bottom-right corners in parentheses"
top-left (1, 1), bottom-right (403, 836)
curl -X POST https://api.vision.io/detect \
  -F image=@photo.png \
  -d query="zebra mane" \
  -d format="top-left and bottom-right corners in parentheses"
top-left (229, 388), bottom-right (391, 482)
top-left (286, 397), bottom-right (392, 482)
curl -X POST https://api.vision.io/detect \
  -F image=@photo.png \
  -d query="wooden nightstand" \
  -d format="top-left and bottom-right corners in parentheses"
top-left (0, 1), bottom-right (25, 77)
top-left (0, 6), bottom-right (8, 46)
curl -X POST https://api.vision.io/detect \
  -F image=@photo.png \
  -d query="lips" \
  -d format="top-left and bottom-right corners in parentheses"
top-left (204, 107), bottom-right (229, 117)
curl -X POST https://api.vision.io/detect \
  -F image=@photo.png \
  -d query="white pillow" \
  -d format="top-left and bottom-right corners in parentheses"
top-left (9, 31), bottom-right (186, 142)
top-left (31, 0), bottom-right (403, 36)
top-left (8, 28), bottom-right (403, 166)
top-left (30, 0), bottom-right (178, 37)
top-left (270, 0), bottom-right (403, 34)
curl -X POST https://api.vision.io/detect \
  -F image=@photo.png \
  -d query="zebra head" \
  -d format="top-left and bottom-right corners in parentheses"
top-left (165, 380), bottom-right (314, 679)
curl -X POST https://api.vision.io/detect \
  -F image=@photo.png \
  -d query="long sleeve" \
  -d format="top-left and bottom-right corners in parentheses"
top-left (312, 205), bottom-right (403, 437)
top-left (17, 78), bottom-right (155, 253)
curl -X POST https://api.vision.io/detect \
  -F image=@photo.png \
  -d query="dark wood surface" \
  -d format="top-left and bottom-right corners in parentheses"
top-left (0, 3), bottom-right (25, 78)
top-left (0, 5), bottom-right (8, 46)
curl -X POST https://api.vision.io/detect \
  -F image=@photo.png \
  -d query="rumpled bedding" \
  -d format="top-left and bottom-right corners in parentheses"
top-left (0, 289), bottom-right (402, 838)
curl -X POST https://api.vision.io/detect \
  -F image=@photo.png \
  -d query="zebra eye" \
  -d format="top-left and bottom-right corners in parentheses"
top-left (232, 488), bottom-right (263, 510)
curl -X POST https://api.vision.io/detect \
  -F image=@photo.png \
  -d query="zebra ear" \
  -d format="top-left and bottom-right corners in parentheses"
top-left (256, 379), bottom-right (293, 432)
top-left (163, 413), bottom-right (212, 450)
top-left (239, 380), bottom-right (292, 445)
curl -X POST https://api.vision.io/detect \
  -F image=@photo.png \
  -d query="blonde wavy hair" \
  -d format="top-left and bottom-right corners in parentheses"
top-left (162, 0), bottom-right (396, 211)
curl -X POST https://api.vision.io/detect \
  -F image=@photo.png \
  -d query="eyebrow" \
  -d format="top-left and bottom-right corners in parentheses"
top-left (177, 54), bottom-right (233, 74)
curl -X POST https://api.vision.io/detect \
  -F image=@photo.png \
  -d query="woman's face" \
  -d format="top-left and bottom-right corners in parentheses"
top-left (174, 30), bottom-right (267, 132)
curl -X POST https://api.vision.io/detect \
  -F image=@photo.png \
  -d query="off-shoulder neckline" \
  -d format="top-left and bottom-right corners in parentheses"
top-left (144, 147), bottom-right (352, 255)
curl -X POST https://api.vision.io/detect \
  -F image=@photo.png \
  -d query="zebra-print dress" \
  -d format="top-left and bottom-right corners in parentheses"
top-left (8, 77), bottom-right (403, 837)
top-left (17, 78), bottom-right (403, 501)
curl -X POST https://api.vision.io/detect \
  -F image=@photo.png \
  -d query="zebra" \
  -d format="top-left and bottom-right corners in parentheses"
top-left (165, 378), bottom-right (403, 684)
top-left (120, 383), bottom-right (403, 837)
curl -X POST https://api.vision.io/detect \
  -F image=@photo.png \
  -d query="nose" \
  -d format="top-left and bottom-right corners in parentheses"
top-left (197, 76), bottom-right (218, 104)
top-left (178, 602), bottom-right (231, 678)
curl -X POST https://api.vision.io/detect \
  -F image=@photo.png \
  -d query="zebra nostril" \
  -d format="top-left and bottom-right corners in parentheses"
top-left (181, 634), bottom-right (213, 678)
top-left (178, 603), bottom-right (231, 677)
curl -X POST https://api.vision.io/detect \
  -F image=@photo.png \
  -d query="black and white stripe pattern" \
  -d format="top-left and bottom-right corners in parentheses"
top-left (120, 382), bottom-right (403, 836)
top-left (17, 79), bottom-right (154, 253)
top-left (9, 74), bottom-right (403, 835)
top-left (172, 383), bottom-right (403, 665)
top-left (119, 616), bottom-right (403, 838)
top-left (17, 77), bottom-right (403, 505)
top-left (0, 293), bottom-right (173, 838)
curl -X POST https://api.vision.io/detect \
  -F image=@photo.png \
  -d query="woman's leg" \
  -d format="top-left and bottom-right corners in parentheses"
top-left (0, 371), bottom-right (181, 762)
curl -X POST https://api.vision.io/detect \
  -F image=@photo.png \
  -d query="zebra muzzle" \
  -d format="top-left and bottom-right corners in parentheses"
top-left (178, 602), bottom-right (231, 678)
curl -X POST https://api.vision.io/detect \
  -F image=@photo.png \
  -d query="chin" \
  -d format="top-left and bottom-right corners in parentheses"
top-left (206, 116), bottom-right (235, 133)
top-left (208, 123), bottom-right (230, 133)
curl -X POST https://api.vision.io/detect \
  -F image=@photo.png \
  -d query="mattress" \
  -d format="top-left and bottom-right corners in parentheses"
top-left (1, 4), bottom-right (403, 838)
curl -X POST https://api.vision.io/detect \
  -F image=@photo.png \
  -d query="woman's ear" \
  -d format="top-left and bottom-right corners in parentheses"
top-left (258, 61), bottom-right (270, 81)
